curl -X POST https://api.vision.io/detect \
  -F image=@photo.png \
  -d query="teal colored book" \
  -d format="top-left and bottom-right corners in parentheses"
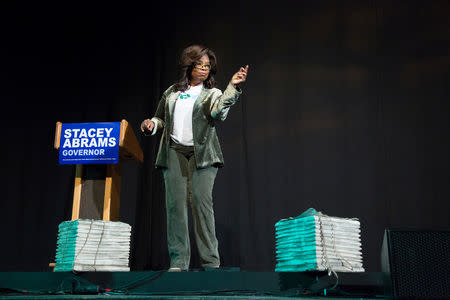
top-left (274, 208), bottom-right (364, 272)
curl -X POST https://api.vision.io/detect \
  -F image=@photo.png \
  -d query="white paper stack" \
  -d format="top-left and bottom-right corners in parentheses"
top-left (275, 208), bottom-right (364, 272)
top-left (54, 219), bottom-right (131, 272)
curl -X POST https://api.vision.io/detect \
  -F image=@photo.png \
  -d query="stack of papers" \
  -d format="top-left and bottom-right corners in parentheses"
top-left (54, 219), bottom-right (131, 272)
top-left (275, 208), bottom-right (364, 272)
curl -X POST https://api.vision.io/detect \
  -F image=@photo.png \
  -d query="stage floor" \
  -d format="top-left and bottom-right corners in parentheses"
top-left (0, 271), bottom-right (385, 299)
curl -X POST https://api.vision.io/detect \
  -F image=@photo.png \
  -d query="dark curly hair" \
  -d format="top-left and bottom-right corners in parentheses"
top-left (175, 45), bottom-right (217, 91)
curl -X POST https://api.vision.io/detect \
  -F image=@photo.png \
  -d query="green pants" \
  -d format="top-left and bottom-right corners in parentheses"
top-left (162, 144), bottom-right (220, 270)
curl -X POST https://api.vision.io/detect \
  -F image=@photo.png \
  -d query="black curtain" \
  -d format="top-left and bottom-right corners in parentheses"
top-left (2, 1), bottom-right (449, 272)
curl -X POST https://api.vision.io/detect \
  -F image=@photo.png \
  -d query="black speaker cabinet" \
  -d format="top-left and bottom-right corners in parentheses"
top-left (381, 229), bottom-right (450, 299)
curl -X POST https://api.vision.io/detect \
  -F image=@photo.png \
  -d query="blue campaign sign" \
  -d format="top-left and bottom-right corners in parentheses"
top-left (59, 122), bottom-right (121, 165)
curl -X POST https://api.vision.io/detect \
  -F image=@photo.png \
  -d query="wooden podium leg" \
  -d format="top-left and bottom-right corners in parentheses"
top-left (72, 165), bottom-right (83, 220)
top-left (103, 164), bottom-right (122, 221)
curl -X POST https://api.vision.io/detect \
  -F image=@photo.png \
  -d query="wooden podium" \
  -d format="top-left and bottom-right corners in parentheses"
top-left (54, 119), bottom-right (143, 221)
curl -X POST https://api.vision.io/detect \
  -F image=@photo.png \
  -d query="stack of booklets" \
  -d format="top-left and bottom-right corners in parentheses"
top-left (275, 208), bottom-right (364, 272)
top-left (54, 219), bottom-right (131, 272)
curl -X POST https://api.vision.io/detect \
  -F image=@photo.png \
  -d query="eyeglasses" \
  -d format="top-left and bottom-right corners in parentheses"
top-left (194, 62), bottom-right (211, 70)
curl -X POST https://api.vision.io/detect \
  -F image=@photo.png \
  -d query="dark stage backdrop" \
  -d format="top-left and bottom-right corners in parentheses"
top-left (2, 1), bottom-right (449, 272)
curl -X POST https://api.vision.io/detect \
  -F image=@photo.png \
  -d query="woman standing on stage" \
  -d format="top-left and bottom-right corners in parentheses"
top-left (141, 45), bottom-right (248, 271)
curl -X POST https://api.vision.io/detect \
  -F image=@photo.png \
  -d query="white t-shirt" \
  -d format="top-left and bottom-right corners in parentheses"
top-left (170, 84), bottom-right (203, 146)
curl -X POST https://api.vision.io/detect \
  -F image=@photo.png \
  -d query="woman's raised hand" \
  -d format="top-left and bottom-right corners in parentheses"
top-left (231, 65), bottom-right (249, 87)
top-left (141, 119), bottom-right (155, 132)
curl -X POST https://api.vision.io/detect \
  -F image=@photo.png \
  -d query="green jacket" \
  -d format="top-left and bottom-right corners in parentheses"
top-left (151, 82), bottom-right (242, 169)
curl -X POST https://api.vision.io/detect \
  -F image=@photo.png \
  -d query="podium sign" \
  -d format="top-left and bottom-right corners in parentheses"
top-left (59, 122), bottom-right (120, 165)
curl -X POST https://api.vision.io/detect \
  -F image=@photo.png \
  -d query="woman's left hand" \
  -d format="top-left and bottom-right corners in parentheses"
top-left (231, 65), bottom-right (249, 87)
